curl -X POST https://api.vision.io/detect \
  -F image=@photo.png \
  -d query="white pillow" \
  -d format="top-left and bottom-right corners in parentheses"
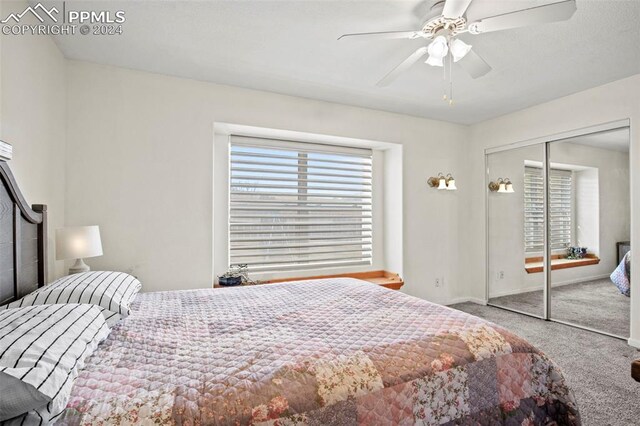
top-left (0, 304), bottom-right (110, 423)
top-left (2, 271), bottom-right (142, 326)
top-left (0, 373), bottom-right (49, 421)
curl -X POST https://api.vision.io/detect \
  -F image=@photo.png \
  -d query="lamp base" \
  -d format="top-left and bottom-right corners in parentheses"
top-left (69, 258), bottom-right (90, 275)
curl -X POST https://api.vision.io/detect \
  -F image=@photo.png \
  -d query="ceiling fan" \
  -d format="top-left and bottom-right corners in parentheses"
top-left (338, 0), bottom-right (577, 102)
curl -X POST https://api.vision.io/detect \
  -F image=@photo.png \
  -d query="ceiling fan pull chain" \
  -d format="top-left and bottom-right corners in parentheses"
top-left (442, 57), bottom-right (448, 101)
top-left (449, 52), bottom-right (454, 106)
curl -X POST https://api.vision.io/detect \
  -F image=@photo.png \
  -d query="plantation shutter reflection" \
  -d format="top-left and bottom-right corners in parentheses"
top-left (229, 136), bottom-right (373, 272)
top-left (524, 167), bottom-right (572, 253)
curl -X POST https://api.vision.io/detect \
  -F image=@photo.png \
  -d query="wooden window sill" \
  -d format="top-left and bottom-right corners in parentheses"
top-left (524, 255), bottom-right (600, 274)
top-left (214, 270), bottom-right (404, 290)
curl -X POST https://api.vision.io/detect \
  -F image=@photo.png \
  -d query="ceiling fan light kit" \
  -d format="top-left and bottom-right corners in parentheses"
top-left (426, 35), bottom-right (449, 62)
top-left (450, 39), bottom-right (472, 62)
top-left (339, 0), bottom-right (577, 103)
top-left (425, 55), bottom-right (444, 67)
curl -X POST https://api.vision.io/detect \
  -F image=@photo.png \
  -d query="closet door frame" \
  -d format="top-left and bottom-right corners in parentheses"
top-left (484, 118), bottom-right (631, 330)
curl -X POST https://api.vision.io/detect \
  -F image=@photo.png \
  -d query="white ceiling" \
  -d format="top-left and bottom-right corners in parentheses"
top-left (38, 0), bottom-right (640, 124)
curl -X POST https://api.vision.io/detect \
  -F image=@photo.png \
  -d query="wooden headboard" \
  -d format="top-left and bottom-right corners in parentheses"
top-left (0, 162), bottom-right (47, 305)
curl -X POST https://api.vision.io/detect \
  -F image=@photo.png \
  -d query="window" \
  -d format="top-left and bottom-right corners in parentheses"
top-left (524, 167), bottom-right (572, 253)
top-left (229, 136), bottom-right (373, 273)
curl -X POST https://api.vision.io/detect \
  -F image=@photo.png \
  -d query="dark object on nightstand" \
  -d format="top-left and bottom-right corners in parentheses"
top-left (218, 276), bottom-right (242, 286)
top-left (632, 360), bottom-right (640, 382)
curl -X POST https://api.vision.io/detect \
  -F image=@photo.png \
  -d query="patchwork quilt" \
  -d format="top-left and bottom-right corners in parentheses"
top-left (611, 251), bottom-right (631, 296)
top-left (55, 279), bottom-right (580, 425)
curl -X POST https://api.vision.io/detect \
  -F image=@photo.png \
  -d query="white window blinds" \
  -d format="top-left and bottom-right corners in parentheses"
top-left (229, 136), bottom-right (373, 273)
top-left (524, 167), bottom-right (573, 253)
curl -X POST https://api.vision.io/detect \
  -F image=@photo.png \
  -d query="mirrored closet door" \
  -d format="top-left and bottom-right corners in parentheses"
top-left (487, 144), bottom-right (545, 318)
top-left (486, 122), bottom-right (631, 339)
top-left (548, 127), bottom-right (631, 338)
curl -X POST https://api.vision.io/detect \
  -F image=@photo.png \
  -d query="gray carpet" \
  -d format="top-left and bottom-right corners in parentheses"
top-left (488, 279), bottom-right (630, 337)
top-left (451, 302), bottom-right (640, 426)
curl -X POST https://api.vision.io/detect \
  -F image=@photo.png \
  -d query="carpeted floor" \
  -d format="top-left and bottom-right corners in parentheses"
top-left (451, 302), bottom-right (640, 426)
top-left (488, 278), bottom-right (630, 337)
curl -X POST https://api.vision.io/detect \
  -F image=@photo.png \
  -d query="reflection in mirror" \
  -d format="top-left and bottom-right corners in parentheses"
top-left (487, 144), bottom-right (545, 317)
top-left (549, 128), bottom-right (630, 337)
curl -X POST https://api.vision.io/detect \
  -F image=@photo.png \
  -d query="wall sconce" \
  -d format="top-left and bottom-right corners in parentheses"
top-left (428, 172), bottom-right (457, 191)
top-left (488, 177), bottom-right (514, 193)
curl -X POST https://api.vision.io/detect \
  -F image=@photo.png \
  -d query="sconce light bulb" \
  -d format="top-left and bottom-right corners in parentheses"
top-left (446, 179), bottom-right (457, 191)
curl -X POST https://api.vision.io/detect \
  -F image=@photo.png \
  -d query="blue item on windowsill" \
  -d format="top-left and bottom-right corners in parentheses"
top-left (566, 246), bottom-right (588, 259)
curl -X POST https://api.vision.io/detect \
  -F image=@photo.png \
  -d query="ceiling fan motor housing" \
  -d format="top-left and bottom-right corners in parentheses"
top-left (422, 15), bottom-right (467, 37)
top-left (420, 0), bottom-right (467, 37)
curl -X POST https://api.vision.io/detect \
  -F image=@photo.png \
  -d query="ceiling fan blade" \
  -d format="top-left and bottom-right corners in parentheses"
top-left (338, 30), bottom-right (423, 41)
top-left (376, 46), bottom-right (428, 87)
top-left (457, 49), bottom-right (492, 78)
top-left (442, 0), bottom-right (474, 19)
top-left (468, 0), bottom-right (576, 34)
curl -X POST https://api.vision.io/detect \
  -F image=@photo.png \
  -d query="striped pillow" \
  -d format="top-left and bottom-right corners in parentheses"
top-left (0, 304), bottom-right (109, 423)
top-left (2, 271), bottom-right (142, 327)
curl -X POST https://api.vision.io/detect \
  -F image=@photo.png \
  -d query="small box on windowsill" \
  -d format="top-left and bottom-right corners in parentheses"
top-left (217, 276), bottom-right (242, 286)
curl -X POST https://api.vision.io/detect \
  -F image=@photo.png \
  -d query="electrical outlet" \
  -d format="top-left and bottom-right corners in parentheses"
top-left (435, 278), bottom-right (441, 287)
top-left (498, 271), bottom-right (505, 280)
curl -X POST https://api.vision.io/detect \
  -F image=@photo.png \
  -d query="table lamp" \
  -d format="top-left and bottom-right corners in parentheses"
top-left (56, 226), bottom-right (103, 274)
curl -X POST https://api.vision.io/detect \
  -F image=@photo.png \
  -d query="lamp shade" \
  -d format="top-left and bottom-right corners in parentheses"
top-left (497, 183), bottom-right (507, 193)
top-left (428, 36), bottom-right (448, 59)
top-left (450, 39), bottom-right (472, 62)
top-left (437, 178), bottom-right (447, 189)
top-left (446, 178), bottom-right (457, 191)
top-left (505, 181), bottom-right (514, 193)
top-left (56, 226), bottom-right (103, 261)
top-left (425, 55), bottom-right (444, 67)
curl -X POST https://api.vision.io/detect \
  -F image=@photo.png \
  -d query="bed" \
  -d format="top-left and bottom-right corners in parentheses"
top-left (0, 162), bottom-right (580, 425)
top-left (53, 279), bottom-right (579, 425)
top-left (611, 251), bottom-right (631, 297)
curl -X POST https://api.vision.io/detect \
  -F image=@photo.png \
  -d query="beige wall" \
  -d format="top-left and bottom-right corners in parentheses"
top-left (466, 74), bottom-right (640, 346)
top-left (3, 9), bottom-right (639, 344)
top-left (65, 60), bottom-right (469, 304)
top-left (0, 0), bottom-right (67, 280)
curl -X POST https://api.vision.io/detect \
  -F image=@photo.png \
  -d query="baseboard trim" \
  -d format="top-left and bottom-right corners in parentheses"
top-left (445, 297), bottom-right (487, 306)
top-left (551, 273), bottom-right (612, 287)
top-left (628, 338), bottom-right (640, 349)
top-left (489, 274), bottom-right (611, 299)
